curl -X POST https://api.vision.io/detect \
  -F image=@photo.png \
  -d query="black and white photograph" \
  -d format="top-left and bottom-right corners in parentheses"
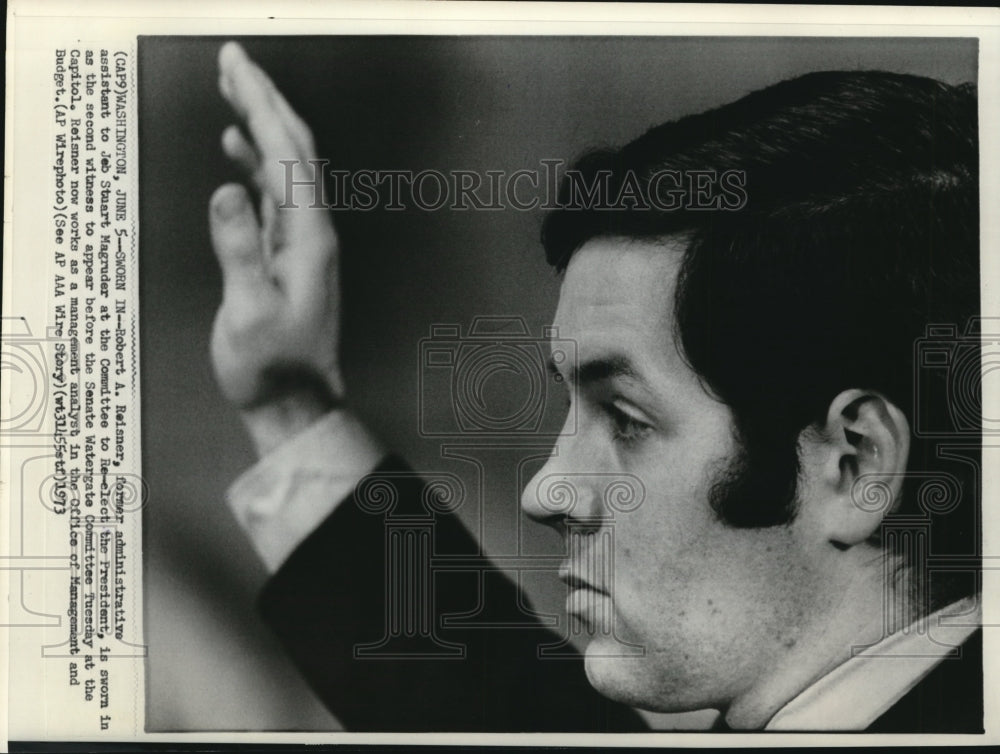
top-left (134, 32), bottom-right (986, 734)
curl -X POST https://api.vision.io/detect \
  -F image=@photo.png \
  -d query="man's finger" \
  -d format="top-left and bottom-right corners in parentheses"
top-left (218, 42), bottom-right (300, 195)
top-left (209, 183), bottom-right (271, 298)
top-left (218, 42), bottom-right (337, 277)
top-left (250, 64), bottom-right (317, 159)
top-left (218, 42), bottom-right (316, 159)
top-left (221, 125), bottom-right (261, 180)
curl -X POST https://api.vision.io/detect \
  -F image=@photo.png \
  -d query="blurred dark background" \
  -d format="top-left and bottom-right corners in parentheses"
top-left (138, 36), bottom-right (977, 730)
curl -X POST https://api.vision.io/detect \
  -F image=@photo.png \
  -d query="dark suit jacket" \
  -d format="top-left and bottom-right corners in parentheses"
top-left (257, 456), bottom-right (983, 733)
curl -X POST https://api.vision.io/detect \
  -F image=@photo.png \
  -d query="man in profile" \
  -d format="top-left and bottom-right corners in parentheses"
top-left (207, 41), bottom-right (982, 731)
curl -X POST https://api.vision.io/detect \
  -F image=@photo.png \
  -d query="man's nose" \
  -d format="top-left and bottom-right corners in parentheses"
top-left (520, 437), bottom-right (603, 527)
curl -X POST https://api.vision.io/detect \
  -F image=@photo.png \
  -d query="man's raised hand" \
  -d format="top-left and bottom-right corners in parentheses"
top-left (210, 42), bottom-right (344, 455)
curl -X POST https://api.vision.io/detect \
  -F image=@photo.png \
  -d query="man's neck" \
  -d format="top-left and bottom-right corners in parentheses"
top-left (722, 565), bottom-right (907, 730)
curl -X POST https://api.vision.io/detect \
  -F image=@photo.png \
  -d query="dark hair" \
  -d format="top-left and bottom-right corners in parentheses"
top-left (541, 71), bottom-right (980, 609)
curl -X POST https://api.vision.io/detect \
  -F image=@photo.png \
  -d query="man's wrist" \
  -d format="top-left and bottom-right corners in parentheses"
top-left (240, 390), bottom-right (337, 457)
top-left (228, 406), bottom-right (387, 572)
top-left (238, 365), bottom-right (345, 456)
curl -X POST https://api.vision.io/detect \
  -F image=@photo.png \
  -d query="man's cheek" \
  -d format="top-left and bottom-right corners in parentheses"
top-left (612, 525), bottom-right (675, 599)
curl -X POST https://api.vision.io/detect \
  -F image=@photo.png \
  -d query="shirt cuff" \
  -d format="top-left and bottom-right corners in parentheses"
top-left (226, 409), bottom-right (387, 573)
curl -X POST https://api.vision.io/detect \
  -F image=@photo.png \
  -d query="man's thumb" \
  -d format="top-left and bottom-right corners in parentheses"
top-left (209, 183), bottom-right (267, 294)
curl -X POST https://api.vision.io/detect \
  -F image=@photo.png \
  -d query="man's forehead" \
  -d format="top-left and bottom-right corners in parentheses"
top-left (552, 235), bottom-right (687, 333)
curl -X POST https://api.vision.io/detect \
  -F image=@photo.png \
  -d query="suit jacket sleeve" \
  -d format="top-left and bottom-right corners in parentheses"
top-left (258, 454), bottom-right (647, 732)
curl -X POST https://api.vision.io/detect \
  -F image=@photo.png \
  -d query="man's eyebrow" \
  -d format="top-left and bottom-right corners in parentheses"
top-left (548, 354), bottom-right (645, 387)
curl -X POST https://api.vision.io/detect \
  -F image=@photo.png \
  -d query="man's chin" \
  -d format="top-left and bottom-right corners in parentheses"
top-left (583, 639), bottom-right (712, 715)
top-left (582, 638), bottom-right (661, 711)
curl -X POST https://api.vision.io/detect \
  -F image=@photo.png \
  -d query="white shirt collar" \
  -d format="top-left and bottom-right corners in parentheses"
top-left (765, 595), bottom-right (981, 731)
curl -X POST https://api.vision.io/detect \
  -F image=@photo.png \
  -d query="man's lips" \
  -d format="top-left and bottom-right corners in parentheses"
top-left (558, 564), bottom-right (608, 595)
top-left (560, 564), bottom-right (610, 633)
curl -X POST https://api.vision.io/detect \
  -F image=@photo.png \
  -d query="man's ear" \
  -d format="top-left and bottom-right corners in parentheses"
top-left (807, 388), bottom-right (911, 550)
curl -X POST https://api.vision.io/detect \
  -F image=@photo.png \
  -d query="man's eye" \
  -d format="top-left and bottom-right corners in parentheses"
top-left (605, 403), bottom-right (652, 445)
